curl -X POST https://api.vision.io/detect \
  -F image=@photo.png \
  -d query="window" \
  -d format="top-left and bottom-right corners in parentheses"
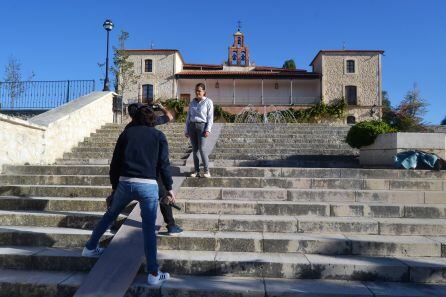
top-left (346, 60), bottom-right (355, 73)
top-left (345, 86), bottom-right (357, 105)
top-left (347, 116), bottom-right (356, 124)
top-left (144, 59), bottom-right (153, 72)
top-left (237, 37), bottom-right (242, 47)
top-left (142, 84), bottom-right (154, 101)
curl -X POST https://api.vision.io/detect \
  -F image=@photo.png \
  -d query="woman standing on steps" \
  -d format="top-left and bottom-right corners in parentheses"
top-left (185, 83), bottom-right (214, 178)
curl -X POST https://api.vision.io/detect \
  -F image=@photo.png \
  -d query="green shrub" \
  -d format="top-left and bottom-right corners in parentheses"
top-left (345, 120), bottom-right (397, 149)
top-left (214, 104), bottom-right (236, 122)
top-left (290, 98), bottom-right (346, 123)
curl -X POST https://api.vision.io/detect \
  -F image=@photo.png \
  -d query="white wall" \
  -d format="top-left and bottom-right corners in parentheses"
top-left (0, 92), bottom-right (115, 169)
top-left (177, 79), bottom-right (320, 105)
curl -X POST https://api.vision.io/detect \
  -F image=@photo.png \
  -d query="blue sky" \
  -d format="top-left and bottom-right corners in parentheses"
top-left (1, 0), bottom-right (445, 123)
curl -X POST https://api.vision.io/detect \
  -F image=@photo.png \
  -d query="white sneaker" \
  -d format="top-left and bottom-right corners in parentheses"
top-left (202, 171), bottom-right (211, 178)
top-left (147, 271), bottom-right (170, 285)
top-left (82, 246), bottom-right (104, 257)
top-left (190, 172), bottom-right (199, 177)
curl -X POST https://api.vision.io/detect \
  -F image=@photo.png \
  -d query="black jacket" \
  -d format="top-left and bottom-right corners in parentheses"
top-left (109, 124), bottom-right (172, 191)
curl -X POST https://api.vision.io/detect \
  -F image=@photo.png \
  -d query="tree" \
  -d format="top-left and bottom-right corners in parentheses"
top-left (111, 30), bottom-right (140, 100)
top-left (381, 90), bottom-right (396, 126)
top-left (282, 59), bottom-right (296, 70)
top-left (393, 83), bottom-right (429, 131)
top-left (3, 56), bottom-right (34, 109)
top-left (441, 116), bottom-right (446, 125)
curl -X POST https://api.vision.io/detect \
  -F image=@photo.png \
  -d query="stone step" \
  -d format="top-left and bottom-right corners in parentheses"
top-left (6, 166), bottom-right (444, 179)
top-left (62, 151), bottom-right (189, 159)
top-left (157, 231), bottom-right (444, 257)
top-left (219, 132), bottom-right (348, 138)
top-left (182, 176), bottom-right (446, 191)
top-left (83, 135), bottom-right (188, 142)
top-left (0, 226), bottom-right (113, 248)
top-left (0, 210), bottom-right (125, 230)
top-left (4, 269), bottom-right (446, 297)
top-left (55, 158), bottom-right (186, 166)
top-left (217, 138), bottom-right (346, 144)
top-left (183, 199), bottom-right (446, 219)
top-left (173, 213), bottom-right (446, 235)
top-left (89, 132), bottom-right (188, 139)
top-left (178, 187), bottom-right (445, 204)
top-left (2, 175), bottom-right (443, 191)
top-left (213, 159), bottom-right (360, 168)
top-left (0, 196), bottom-right (109, 212)
top-left (70, 146), bottom-right (191, 154)
top-left (0, 225), bottom-right (442, 258)
top-left (216, 143), bottom-right (351, 149)
top-left (212, 148), bottom-right (355, 155)
top-left (2, 196), bottom-right (445, 220)
top-left (210, 151), bottom-right (357, 160)
top-left (0, 184), bottom-right (111, 197)
top-left (2, 247), bottom-right (446, 283)
top-left (2, 165), bottom-right (110, 175)
top-left (4, 184), bottom-right (440, 204)
top-left (77, 142), bottom-right (191, 148)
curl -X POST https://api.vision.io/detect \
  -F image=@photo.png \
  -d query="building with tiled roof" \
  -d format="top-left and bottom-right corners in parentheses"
top-left (125, 29), bottom-right (384, 122)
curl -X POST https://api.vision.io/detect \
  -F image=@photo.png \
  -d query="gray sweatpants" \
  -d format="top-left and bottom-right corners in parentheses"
top-left (188, 122), bottom-right (209, 172)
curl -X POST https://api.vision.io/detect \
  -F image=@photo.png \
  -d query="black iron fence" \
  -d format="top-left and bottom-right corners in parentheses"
top-left (0, 80), bottom-right (95, 110)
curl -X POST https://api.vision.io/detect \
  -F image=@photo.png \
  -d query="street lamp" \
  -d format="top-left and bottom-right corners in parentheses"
top-left (102, 19), bottom-right (114, 91)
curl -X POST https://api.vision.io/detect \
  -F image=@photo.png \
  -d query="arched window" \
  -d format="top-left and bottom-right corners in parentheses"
top-left (347, 115), bottom-right (356, 124)
top-left (237, 37), bottom-right (242, 47)
top-left (142, 84), bottom-right (154, 101)
top-left (144, 59), bottom-right (153, 72)
top-left (232, 51), bottom-right (237, 64)
top-left (346, 60), bottom-right (355, 73)
top-left (345, 85), bottom-right (357, 105)
top-left (240, 51), bottom-right (246, 65)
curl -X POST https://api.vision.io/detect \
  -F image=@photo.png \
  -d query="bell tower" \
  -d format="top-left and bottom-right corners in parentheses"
top-left (228, 21), bottom-right (250, 66)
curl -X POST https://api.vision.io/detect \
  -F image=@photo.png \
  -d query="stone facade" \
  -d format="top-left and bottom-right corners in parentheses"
top-left (311, 51), bottom-right (382, 122)
top-left (125, 35), bottom-right (383, 123)
top-left (125, 50), bottom-right (183, 102)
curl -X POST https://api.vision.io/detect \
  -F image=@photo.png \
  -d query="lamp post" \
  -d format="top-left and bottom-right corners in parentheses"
top-left (102, 19), bottom-right (114, 91)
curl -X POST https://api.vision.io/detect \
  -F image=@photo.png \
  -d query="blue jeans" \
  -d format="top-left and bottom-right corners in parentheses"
top-left (86, 181), bottom-right (159, 273)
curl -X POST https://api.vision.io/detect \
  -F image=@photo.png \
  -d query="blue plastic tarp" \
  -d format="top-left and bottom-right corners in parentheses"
top-left (394, 150), bottom-right (439, 169)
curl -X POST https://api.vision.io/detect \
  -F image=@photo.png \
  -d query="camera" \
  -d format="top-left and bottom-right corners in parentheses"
top-left (160, 196), bottom-right (181, 211)
top-left (149, 104), bottom-right (161, 111)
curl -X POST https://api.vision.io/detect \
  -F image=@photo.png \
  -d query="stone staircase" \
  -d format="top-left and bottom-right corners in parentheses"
top-left (57, 124), bottom-right (190, 166)
top-left (1, 123), bottom-right (446, 296)
top-left (211, 123), bottom-right (360, 167)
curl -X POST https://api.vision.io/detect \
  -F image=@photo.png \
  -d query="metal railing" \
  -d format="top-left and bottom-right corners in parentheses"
top-left (0, 80), bottom-right (95, 110)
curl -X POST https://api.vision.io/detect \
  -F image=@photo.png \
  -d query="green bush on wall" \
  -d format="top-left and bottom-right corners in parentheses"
top-left (345, 120), bottom-right (397, 149)
top-left (160, 98), bottom-right (346, 124)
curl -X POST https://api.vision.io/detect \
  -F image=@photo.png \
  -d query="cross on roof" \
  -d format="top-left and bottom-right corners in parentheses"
top-left (237, 20), bottom-right (242, 31)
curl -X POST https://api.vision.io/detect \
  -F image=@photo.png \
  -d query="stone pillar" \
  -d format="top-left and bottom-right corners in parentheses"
top-left (233, 79), bottom-right (236, 105)
top-left (261, 79), bottom-right (264, 105)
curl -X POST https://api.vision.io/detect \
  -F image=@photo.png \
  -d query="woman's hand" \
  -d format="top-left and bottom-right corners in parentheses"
top-left (203, 131), bottom-right (210, 138)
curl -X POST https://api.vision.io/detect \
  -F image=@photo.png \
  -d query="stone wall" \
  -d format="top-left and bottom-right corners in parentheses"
top-left (0, 92), bottom-right (114, 169)
top-left (0, 115), bottom-right (46, 169)
top-left (321, 52), bottom-right (381, 121)
top-left (126, 52), bottom-right (178, 101)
